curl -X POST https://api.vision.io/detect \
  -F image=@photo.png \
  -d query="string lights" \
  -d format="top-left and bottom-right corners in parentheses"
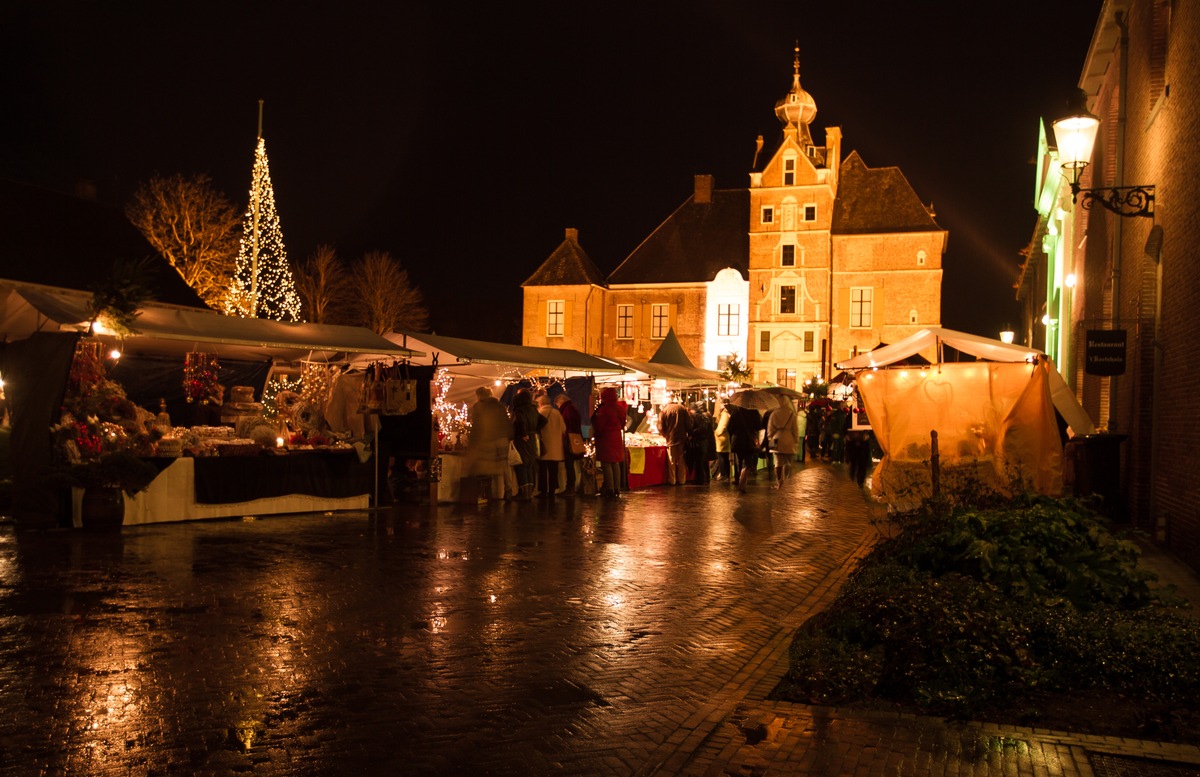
top-left (226, 133), bottom-right (303, 322)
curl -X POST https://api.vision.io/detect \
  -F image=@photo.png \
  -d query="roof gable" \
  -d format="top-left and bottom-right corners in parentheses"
top-left (521, 228), bottom-right (606, 287)
top-left (831, 151), bottom-right (941, 234)
top-left (608, 189), bottom-right (749, 285)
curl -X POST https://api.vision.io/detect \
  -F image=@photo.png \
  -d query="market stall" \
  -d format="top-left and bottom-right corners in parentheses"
top-left (344, 331), bottom-right (627, 502)
top-left (598, 329), bottom-right (732, 488)
top-left (0, 280), bottom-right (424, 527)
top-left (835, 326), bottom-right (1096, 508)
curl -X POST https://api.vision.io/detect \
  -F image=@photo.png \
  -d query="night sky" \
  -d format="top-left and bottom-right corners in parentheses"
top-left (1, 1), bottom-right (1101, 343)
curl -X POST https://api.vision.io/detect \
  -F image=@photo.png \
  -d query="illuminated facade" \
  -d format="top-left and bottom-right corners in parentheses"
top-left (1019, 0), bottom-right (1200, 571)
top-left (522, 48), bottom-right (945, 383)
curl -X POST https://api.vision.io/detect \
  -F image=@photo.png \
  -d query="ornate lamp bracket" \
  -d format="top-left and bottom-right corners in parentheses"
top-left (1071, 183), bottom-right (1156, 218)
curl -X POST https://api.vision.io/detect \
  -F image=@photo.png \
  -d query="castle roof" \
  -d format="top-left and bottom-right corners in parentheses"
top-left (521, 227), bottom-right (607, 287)
top-left (832, 151), bottom-right (942, 234)
top-left (607, 188), bottom-right (749, 285)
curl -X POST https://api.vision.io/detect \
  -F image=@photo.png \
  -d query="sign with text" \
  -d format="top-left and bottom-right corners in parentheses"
top-left (1085, 329), bottom-right (1127, 376)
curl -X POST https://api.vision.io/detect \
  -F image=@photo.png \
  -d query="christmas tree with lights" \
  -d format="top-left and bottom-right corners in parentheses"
top-left (227, 101), bottom-right (303, 321)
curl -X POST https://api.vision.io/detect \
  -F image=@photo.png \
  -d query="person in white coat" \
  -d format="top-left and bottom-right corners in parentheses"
top-left (766, 396), bottom-right (800, 488)
top-left (536, 394), bottom-right (566, 499)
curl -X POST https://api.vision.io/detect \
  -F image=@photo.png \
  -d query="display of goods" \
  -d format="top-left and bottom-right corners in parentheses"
top-left (216, 439), bottom-right (262, 457)
top-left (191, 426), bottom-right (234, 439)
top-left (155, 437), bottom-right (183, 458)
top-left (229, 386), bottom-right (256, 404)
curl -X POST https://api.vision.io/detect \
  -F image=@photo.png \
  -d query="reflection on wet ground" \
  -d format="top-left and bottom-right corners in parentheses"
top-left (4, 463), bottom-right (1194, 776)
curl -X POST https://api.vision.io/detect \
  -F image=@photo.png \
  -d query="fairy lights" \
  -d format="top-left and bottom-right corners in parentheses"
top-left (432, 368), bottom-right (470, 449)
top-left (226, 135), bottom-right (303, 321)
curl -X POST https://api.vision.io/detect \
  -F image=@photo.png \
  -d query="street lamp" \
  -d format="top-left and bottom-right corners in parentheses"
top-left (1051, 89), bottom-right (1155, 218)
top-left (999, 326), bottom-right (1015, 345)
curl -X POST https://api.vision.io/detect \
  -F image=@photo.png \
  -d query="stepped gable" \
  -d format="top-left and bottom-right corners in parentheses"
top-left (521, 227), bottom-right (607, 287)
top-left (0, 178), bottom-right (208, 308)
top-left (832, 151), bottom-right (941, 234)
top-left (607, 187), bottom-right (749, 285)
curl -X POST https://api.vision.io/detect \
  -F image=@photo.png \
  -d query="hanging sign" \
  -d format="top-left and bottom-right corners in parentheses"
top-left (1085, 329), bottom-right (1126, 376)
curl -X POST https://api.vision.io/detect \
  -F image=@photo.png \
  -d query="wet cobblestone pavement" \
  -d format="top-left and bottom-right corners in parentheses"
top-left (2, 462), bottom-right (1199, 776)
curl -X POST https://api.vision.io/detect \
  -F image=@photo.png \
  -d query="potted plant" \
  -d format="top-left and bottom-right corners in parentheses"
top-left (56, 451), bottom-right (160, 531)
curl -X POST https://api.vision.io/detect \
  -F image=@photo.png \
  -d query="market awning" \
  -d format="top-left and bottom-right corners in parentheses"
top-left (1, 280), bottom-right (423, 361)
top-left (835, 327), bottom-right (1043, 370)
top-left (600, 357), bottom-right (727, 385)
top-left (386, 331), bottom-right (626, 374)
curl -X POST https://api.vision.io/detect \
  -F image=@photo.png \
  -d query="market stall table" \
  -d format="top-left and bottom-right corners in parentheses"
top-left (107, 451), bottom-right (375, 526)
top-left (626, 446), bottom-right (668, 489)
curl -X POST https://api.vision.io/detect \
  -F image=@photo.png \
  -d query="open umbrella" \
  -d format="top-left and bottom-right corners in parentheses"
top-left (726, 389), bottom-right (784, 411)
top-left (762, 385), bottom-right (806, 399)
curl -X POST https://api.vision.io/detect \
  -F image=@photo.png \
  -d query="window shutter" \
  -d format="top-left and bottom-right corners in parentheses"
top-left (668, 304), bottom-right (677, 332)
top-left (872, 287), bottom-right (885, 329)
top-left (640, 304), bottom-right (651, 338)
top-left (837, 287), bottom-right (850, 328)
top-left (540, 300), bottom-right (549, 337)
top-left (563, 300), bottom-right (573, 338)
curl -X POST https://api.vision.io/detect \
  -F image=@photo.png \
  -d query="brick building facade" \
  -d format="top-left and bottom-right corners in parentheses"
top-left (523, 48), bottom-right (945, 385)
top-left (1020, 0), bottom-right (1200, 572)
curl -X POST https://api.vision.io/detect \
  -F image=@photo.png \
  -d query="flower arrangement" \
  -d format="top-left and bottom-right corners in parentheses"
top-left (183, 352), bottom-right (221, 405)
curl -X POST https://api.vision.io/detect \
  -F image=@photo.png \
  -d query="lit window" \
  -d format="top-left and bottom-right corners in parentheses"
top-left (804, 330), bottom-right (815, 352)
top-left (803, 204), bottom-right (817, 222)
top-left (779, 286), bottom-right (796, 315)
top-left (717, 303), bottom-right (740, 337)
top-left (781, 245), bottom-right (796, 267)
top-left (783, 158), bottom-right (795, 186)
top-left (850, 287), bottom-right (873, 328)
top-left (651, 304), bottom-right (669, 338)
top-left (760, 330), bottom-right (771, 353)
top-left (776, 368), bottom-right (797, 389)
top-left (547, 300), bottom-right (565, 337)
top-left (762, 206), bottom-right (774, 224)
top-left (616, 304), bottom-right (633, 339)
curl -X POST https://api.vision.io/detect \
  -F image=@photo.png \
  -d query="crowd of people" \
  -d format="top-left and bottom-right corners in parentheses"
top-left (462, 384), bottom-right (875, 504)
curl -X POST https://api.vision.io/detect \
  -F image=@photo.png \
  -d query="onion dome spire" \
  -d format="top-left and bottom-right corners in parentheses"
top-left (774, 42), bottom-right (817, 129)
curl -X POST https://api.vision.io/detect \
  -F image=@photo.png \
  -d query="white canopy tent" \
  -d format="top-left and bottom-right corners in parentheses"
top-left (834, 327), bottom-right (1098, 506)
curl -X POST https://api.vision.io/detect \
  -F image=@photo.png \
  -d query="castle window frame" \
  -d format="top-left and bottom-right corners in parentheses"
top-left (717, 303), bottom-right (740, 337)
top-left (650, 303), bottom-right (670, 339)
top-left (761, 206), bottom-right (774, 225)
top-left (850, 287), bottom-right (873, 328)
top-left (783, 157), bottom-right (796, 186)
top-left (803, 330), bottom-right (815, 352)
top-left (616, 304), bottom-right (634, 339)
top-left (781, 244), bottom-right (796, 267)
top-left (917, 249), bottom-right (927, 267)
top-left (802, 204), bottom-right (817, 222)
top-left (779, 285), bottom-right (796, 315)
top-left (546, 300), bottom-right (565, 337)
top-left (760, 330), bottom-right (771, 353)
top-left (776, 368), bottom-right (797, 389)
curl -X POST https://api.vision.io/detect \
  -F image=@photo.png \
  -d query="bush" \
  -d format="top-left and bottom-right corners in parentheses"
top-left (773, 492), bottom-right (1200, 726)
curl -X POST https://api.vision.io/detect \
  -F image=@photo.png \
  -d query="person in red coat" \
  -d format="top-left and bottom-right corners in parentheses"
top-left (591, 386), bottom-right (627, 498)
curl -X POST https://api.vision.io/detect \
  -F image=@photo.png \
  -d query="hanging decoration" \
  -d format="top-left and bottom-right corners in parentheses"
top-left (225, 102), bottom-right (303, 322)
top-left (432, 367), bottom-right (469, 451)
top-left (183, 352), bottom-right (221, 405)
top-left (299, 361), bottom-right (332, 408)
top-left (262, 374), bottom-right (303, 419)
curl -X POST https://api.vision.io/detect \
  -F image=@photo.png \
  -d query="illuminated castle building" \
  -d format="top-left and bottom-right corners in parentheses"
top-left (521, 48), bottom-right (945, 385)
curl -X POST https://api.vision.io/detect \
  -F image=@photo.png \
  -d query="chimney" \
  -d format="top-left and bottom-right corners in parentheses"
top-left (694, 174), bottom-right (713, 204)
top-left (752, 135), bottom-right (764, 169)
top-left (565, 227), bottom-right (579, 241)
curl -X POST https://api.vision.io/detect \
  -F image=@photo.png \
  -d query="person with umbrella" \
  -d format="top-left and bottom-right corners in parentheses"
top-left (725, 402), bottom-right (760, 494)
top-left (766, 394), bottom-right (800, 487)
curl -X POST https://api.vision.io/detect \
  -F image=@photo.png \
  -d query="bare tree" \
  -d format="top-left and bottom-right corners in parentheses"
top-left (293, 244), bottom-right (351, 323)
top-left (125, 173), bottom-right (240, 309)
top-left (349, 250), bottom-right (429, 334)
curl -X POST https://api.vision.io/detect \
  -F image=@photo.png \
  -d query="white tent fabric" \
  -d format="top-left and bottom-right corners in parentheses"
top-left (1, 280), bottom-right (421, 362)
top-left (836, 326), bottom-right (1043, 370)
top-left (596, 358), bottom-right (727, 387)
top-left (857, 360), bottom-right (1065, 507)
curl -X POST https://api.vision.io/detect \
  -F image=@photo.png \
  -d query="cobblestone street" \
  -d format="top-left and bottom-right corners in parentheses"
top-left (1, 463), bottom-right (1198, 776)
